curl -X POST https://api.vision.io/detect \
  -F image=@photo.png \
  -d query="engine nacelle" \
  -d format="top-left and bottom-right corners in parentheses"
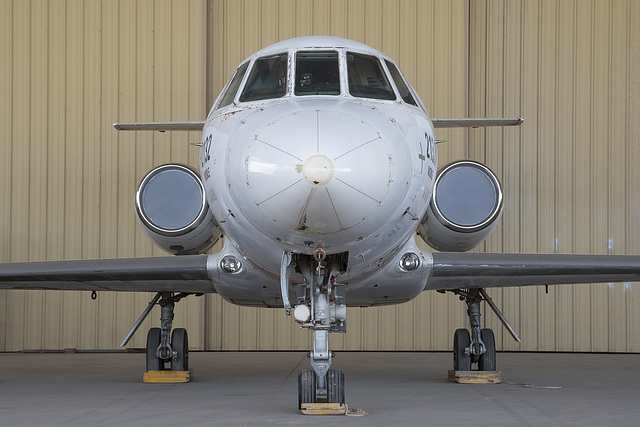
top-left (136, 164), bottom-right (221, 255)
top-left (418, 160), bottom-right (502, 252)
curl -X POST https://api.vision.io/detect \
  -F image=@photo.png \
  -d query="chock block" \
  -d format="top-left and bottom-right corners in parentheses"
top-left (448, 370), bottom-right (502, 384)
top-left (300, 403), bottom-right (347, 415)
top-left (143, 370), bottom-right (193, 383)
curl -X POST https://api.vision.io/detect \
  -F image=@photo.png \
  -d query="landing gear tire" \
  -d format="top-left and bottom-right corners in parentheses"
top-left (326, 369), bottom-right (345, 405)
top-left (453, 328), bottom-right (471, 371)
top-left (171, 328), bottom-right (189, 371)
top-left (298, 370), bottom-right (317, 410)
top-left (478, 328), bottom-right (496, 371)
top-left (146, 327), bottom-right (163, 371)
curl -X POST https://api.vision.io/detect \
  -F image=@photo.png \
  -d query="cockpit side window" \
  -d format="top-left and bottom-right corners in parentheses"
top-left (295, 51), bottom-right (340, 96)
top-left (385, 60), bottom-right (417, 106)
top-left (347, 52), bottom-right (396, 101)
top-left (218, 61), bottom-right (250, 108)
top-left (240, 53), bottom-right (288, 102)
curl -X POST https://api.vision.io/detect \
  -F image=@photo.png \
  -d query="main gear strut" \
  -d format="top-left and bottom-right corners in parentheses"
top-left (445, 287), bottom-right (520, 371)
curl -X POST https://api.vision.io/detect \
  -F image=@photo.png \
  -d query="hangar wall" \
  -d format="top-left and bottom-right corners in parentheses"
top-left (0, 0), bottom-right (208, 351)
top-left (467, 0), bottom-right (640, 352)
top-left (1, 0), bottom-right (639, 353)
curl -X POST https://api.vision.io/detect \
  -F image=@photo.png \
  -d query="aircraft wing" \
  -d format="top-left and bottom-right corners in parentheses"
top-left (111, 118), bottom-right (524, 131)
top-left (113, 121), bottom-right (205, 131)
top-left (3, 251), bottom-right (639, 294)
top-left (430, 118), bottom-right (523, 128)
top-left (0, 255), bottom-right (216, 293)
top-left (425, 252), bottom-right (640, 291)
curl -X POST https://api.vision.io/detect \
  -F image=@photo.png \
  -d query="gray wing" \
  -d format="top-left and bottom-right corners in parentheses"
top-left (113, 121), bottom-right (205, 131)
top-left (425, 252), bottom-right (640, 291)
top-left (0, 255), bottom-right (216, 293)
top-left (430, 118), bottom-right (523, 128)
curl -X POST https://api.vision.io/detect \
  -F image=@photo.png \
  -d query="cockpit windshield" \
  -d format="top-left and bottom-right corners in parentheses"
top-left (347, 52), bottom-right (396, 101)
top-left (239, 53), bottom-right (288, 102)
top-left (217, 61), bottom-right (249, 108)
top-left (295, 51), bottom-right (340, 96)
top-left (224, 48), bottom-right (406, 106)
top-left (385, 60), bottom-right (417, 106)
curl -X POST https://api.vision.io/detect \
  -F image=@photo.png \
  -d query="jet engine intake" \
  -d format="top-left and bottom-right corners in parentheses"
top-left (136, 164), bottom-right (221, 255)
top-left (418, 160), bottom-right (502, 252)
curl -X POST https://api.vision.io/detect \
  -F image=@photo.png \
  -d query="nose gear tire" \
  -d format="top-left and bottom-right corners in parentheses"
top-left (298, 370), bottom-right (318, 410)
top-left (326, 369), bottom-right (345, 405)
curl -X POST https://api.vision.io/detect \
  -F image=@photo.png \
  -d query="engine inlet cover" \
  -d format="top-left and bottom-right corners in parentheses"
top-left (136, 164), bottom-right (220, 254)
top-left (419, 161), bottom-right (502, 252)
top-left (137, 164), bottom-right (206, 234)
top-left (433, 161), bottom-right (502, 232)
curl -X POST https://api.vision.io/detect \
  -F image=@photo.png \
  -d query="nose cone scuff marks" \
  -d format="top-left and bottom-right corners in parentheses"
top-left (245, 110), bottom-right (392, 234)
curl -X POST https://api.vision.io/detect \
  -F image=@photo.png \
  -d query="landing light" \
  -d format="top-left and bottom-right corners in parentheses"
top-left (220, 255), bottom-right (243, 274)
top-left (399, 253), bottom-right (420, 271)
top-left (294, 304), bottom-right (311, 322)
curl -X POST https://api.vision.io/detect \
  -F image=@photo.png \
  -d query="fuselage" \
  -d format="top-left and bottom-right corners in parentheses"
top-left (200, 36), bottom-right (436, 291)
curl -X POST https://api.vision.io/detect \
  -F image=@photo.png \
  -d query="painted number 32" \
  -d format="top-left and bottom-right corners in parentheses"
top-left (201, 134), bottom-right (212, 167)
top-left (424, 132), bottom-right (435, 160)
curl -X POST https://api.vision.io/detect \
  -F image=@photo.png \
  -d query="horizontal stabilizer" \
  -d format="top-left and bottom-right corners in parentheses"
top-left (113, 121), bottom-right (205, 131)
top-left (431, 118), bottom-right (523, 128)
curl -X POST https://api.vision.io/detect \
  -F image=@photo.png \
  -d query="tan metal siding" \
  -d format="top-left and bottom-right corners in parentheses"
top-left (0, 0), bottom-right (207, 351)
top-left (0, 0), bottom-right (9, 351)
top-left (629, 0), bottom-right (640, 351)
top-left (469, 0), bottom-right (640, 352)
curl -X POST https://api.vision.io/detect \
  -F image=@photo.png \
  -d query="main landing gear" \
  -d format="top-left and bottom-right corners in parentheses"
top-left (121, 292), bottom-right (198, 372)
top-left (446, 288), bottom-right (521, 371)
top-left (281, 249), bottom-right (348, 410)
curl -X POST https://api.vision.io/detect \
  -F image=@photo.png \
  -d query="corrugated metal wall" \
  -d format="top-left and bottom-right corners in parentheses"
top-left (1, 0), bottom-right (639, 353)
top-left (467, 0), bottom-right (640, 352)
top-left (0, 0), bottom-right (208, 351)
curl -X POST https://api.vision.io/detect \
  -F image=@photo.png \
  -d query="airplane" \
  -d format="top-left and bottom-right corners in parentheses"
top-left (2, 35), bottom-right (640, 409)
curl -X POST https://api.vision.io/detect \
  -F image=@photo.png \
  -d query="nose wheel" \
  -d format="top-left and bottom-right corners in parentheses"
top-left (298, 369), bottom-right (345, 410)
top-left (298, 370), bottom-right (317, 410)
top-left (326, 369), bottom-right (346, 405)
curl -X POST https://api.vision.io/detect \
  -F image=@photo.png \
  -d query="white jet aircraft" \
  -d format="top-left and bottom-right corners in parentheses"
top-left (2, 36), bottom-right (640, 408)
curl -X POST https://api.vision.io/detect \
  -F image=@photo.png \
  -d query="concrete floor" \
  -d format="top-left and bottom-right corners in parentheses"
top-left (1, 351), bottom-right (639, 426)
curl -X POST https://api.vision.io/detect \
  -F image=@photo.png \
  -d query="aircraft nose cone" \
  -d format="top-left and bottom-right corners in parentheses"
top-left (244, 109), bottom-right (392, 234)
top-left (302, 155), bottom-right (334, 185)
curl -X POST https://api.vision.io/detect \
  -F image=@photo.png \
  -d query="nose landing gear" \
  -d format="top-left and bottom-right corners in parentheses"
top-left (281, 250), bottom-right (348, 410)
